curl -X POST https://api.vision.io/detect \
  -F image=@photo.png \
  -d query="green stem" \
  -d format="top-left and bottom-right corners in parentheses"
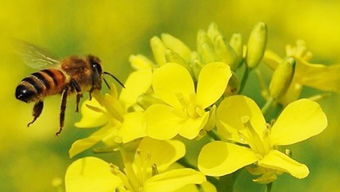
top-left (178, 158), bottom-right (196, 169)
top-left (265, 182), bottom-right (273, 192)
top-left (261, 97), bottom-right (274, 115)
top-left (207, 130), bottom-right (221, 141)
top-left (217, 172), bottom-right (239, 192)
top-left (239, 66), bottom-right (250, 93)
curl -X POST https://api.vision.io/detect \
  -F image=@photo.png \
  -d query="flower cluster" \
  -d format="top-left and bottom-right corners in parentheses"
top-left (64, 22), bottom-right (337, 192)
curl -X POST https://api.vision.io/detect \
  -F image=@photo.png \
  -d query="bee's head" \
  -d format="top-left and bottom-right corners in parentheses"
top-left (87, 55), bottom-right (102, 74)
top-left (87, 55), bottom-right (125, 89)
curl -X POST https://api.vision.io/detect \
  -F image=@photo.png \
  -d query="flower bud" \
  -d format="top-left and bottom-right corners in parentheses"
top-left (197, 30), bottom-right (215, 63)
top-left (165, 49), bottom-right (191, 72)
top-left (207, 23), bottom-right (236, 68)
top-left (129, 54), bottom-right (154, 70)
top-left (246, 22), bottom-right (268, 69)
top-left (229, 33), bottom-right (243, 69)
top-left (150, 36), bottom-right (167, 65)
top-left (190, 52), bottom-right (203, 80)
top-left (161, 33), bottom-right (192, 62)
top-left (269, 57), bottom-right (296, 99)
top-left (214, 36), bottom-right (236, 68)
top-left (207, 23), bottom-right (221, 41)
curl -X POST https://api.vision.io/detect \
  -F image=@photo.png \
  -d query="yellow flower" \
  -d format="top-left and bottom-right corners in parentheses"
top-left (69, 67), bottom-right (152, 158)
top-left (198, 95), bottom-right (327, 183)
top-left (263, 40), bottom-right (340, 105)
top-left (145, 62), bottom-right (231, 140)
top-left (65, 138), bottom-right (206, 192)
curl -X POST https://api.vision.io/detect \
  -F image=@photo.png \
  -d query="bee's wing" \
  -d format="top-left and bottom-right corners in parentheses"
top-left (14, 40), bottom-right (60, 69)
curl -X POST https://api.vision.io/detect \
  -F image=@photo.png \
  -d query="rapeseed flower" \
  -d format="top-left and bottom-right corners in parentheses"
top-left (69, 66), bottom-right (152, 157)
top-left (264, 40), bottom-right (340, 104)
top-left (65, 138), bottom-right (206, 192)
top-left (145, 62), bottom-right (231, 139)
top-left (198, 95), bottom-right (327, 183)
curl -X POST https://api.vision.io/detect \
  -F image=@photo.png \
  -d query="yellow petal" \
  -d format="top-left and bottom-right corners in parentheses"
top-left (196, 62), bottom-right (232, 108)
top-left (178, 112), bottom-right (209, 139)
top-left (145, 104), bottom-right (183, 140)
top-left (152, 63), bottom-right (195, 108)
top-left (144, 168), bottom-right (206, 192)
top-left (270, 99), bottom-right (327, 146)
top-left (295, 58), bottom-right (340, 92)
top-left (151, 36), bottom-right (167, 65)
top-left (263, 50), bottom-right (283, 70)
top-left (216, 96), bottom-right (267, 143)
top-left (137, 138), bottom-right (185, 170)
top-left (198, 141), bottom-right (258, 176)
top-left (69, 125), bottom-right (114, 158)
top-left (120, 112), bottom-right (146, 143)
top-left (161, 33), bottom-right (192, 62)
top-left (75, 99), bottom-right (108, 128)
top-left (129, 54), bottom-right (154, 70)
top-left (119, 69), bottom-right (152, 109)
top-left (258, 150), bottom-right (309, 179)
top-left (65, 157), bottom-right (121, 192)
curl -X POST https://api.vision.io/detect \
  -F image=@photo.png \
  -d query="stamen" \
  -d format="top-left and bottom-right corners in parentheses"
top-left (110, 164), bottom-right (133, 191)
top-left (241, 116), bottom-right (267, 155)
top-left (152, 163), bottom-right (158, 176)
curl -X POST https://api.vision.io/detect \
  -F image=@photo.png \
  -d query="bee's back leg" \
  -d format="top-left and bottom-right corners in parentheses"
top-left (56, 86), bottom-right (69, 136)
top-left (70, 79), bottom-right (82, 112)
top-left (27, 101), bottom-right (44, 127)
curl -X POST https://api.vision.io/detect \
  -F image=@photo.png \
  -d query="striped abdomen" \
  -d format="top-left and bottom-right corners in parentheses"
top-left (15, 69), bottom-right (67, 103)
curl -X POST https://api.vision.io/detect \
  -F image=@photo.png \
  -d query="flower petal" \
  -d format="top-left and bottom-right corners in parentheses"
top-left (129, 54), bottom-right (154, 70)
top-left (119, 69), bottom-right (152, 109)
top-left (270, 99), bottom-right (327, 146)
top-left (152, 63), bottom-right (195, 108)
top-left (161, 33), bottom-right (192, 62)
top-left (263, 50), bottom-right (283, 70)
top-left (258, 150), bottom-right (309, 179)
top-left (196, 62), bottom-right (231, 108)
top-left (198, 141), bottom-right (258, 176)
top-left (295, 58), bottom-right (340, 92)
top-left (75, 99), bottom-right (108, 128)
top-left (69, 125), bottom-right (114, 158)
top-left (120, 112), bottom-right (146, 143)
top-left (65, 157), bottom-right (121, 192)
top-left (145, 104), bottom-right (183, 140)
top-left (144, 168), bottom-right (206, 192)
top-left (216, 96), bottom-right (267, 143)
top-left (137, 138), bottom-right (185, 170)
top-left (178, 112), bottom-right (209, 139)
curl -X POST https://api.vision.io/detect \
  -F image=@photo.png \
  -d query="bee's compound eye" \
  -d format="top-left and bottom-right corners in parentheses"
top-left (92, 63), bottom-right (102, 74)
top-left (15, 85), bottom-right (35, 102)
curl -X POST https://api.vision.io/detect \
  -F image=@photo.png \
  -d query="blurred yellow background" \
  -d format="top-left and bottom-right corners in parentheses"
top-left (0, 0), bottom-right (339, 191)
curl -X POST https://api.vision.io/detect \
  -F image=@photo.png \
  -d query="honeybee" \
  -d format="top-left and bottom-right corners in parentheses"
top-left (15, 41), bottom-right (124, 135)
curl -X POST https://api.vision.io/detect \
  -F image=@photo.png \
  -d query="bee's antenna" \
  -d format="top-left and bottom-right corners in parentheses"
top-left (103, 71), bottom-right (125, 88)
top-left (103, 77), bottom-right (111, 89)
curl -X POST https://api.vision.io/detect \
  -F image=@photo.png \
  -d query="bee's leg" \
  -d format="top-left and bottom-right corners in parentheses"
top-left (89, 87), bottom-right (94, 101)
top-left (70, 79), bottom-right (82, 112)
top-left (27, 101), bottom-right (44, 127)
top-left (56, 86), bottom-right (69, 136)
top-left (89, 65), bottom-right (100, 101)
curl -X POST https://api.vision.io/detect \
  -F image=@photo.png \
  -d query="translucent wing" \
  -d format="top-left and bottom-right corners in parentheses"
top-left (14, 40), bottom-right (59, 69)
